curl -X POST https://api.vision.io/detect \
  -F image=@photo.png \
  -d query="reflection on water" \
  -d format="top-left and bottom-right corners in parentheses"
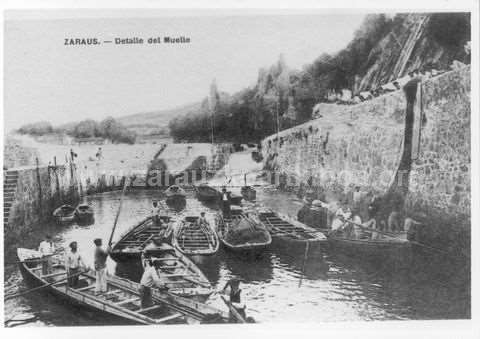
top-left (4, 189), bottom-right (470, 326)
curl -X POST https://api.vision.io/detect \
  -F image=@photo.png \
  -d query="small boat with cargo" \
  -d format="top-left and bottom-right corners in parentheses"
top-left (216, 206), bottom-right (271, 255)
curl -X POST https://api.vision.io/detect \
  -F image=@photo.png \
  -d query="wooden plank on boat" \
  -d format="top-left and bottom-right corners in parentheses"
top-left (137, 304), bottom-right (165, 314)
top-left (41, 271), bottom-right (67, 279)
top-left (115, 297), bottom-right (140, 306)
top-left (76, 285), bottom-right (96, 292)
top-left (154, 313), bottom-right (183, 323)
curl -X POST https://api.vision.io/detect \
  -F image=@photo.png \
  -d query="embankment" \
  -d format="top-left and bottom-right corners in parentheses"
top-left (262, 66), bottom-right (470, 253)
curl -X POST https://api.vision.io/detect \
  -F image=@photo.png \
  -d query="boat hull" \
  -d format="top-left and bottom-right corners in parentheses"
top-left (327, 237), bottom-right (413, 266)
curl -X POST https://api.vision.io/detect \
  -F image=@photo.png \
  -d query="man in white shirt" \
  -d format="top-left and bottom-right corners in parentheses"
top-left (64, 241), bottom-right (86, 288)
top-left (151, 201), bottom-right (160, 224)
top-left (38, 234), bottom-right (55, 275)
top-left (139, 260), bottom-right (168, 308)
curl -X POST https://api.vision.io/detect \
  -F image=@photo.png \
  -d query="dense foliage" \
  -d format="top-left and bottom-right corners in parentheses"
top-left (170, 14), bottom-right (394, 143)
top-left (18, 117), bottom-right (136, 144)
top-left (169, 13), bottom-right (470, 143)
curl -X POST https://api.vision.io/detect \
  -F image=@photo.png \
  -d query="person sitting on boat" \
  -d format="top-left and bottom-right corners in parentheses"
top-left (64, 241), bottom-right (86, 288)
top-left (363, 217), bottom-right (379, 240)
top-left (222, 278), bottom-right (246, 319)
top-left (139, 259), bottom-right (168, 309)
top-left (330, 202), bottom-right (352, 233)
top-left (221, 188), bottom-right (231, 218)
top-left (198, 212), bottom-right (209, 227)
top-left (387, 210), bottom-right (402, 233)
top-left (93, 238), bottom-right (109, 295)
top-left (351, 215), bottom-right (363, 239)
top-left (38, 234), bottom-right (55, 275)
top-left (151, 201), bottom-right (161, 225)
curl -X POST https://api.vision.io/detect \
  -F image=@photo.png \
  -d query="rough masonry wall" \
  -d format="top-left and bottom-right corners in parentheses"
top-left (7, 164), bottom-right (80, 233)
top-left (407, 66), bottom-right (471, 223)
top-left (262, 66), bottom-right (470, 227)
top-left (263, 89), bottom-right (406, 195)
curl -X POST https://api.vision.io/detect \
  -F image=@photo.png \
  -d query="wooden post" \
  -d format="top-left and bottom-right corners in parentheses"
top-left (54, 156), bottom-right (62, 202)
top-left (35, 157), bottom-right (43, 217)
top-left (108, 176), bottom-right (129, 247)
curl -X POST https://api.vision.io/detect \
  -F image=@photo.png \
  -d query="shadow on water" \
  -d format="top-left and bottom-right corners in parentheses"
top-left (220, 248), bottom-right (274, 284)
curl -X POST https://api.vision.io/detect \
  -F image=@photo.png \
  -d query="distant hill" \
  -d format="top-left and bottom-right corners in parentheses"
top-left (117, 101), bottom-right (202, 136)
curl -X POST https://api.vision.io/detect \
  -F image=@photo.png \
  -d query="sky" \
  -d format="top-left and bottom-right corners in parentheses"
top-left (4, 12), bottom-right (366, 131)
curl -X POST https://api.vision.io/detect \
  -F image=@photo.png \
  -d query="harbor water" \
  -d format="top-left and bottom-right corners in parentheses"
top-left (3, 188), bottom-right (470, 326)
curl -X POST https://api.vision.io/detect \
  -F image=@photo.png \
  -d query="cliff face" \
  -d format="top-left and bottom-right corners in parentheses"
top-left (356, 13), bottom-right (470, 92)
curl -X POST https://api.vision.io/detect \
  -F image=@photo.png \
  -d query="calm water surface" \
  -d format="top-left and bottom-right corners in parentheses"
top-left (4, 189), bottom-right (470, 326)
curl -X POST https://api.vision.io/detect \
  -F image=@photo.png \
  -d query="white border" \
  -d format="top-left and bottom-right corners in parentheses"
top-left (1, 1), bottom-right (478, 339)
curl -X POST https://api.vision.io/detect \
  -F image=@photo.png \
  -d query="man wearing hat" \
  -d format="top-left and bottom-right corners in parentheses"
top-left (93, 238), bottom-right (109, 294)
top-left (64, 241), bottom-right (86, 288)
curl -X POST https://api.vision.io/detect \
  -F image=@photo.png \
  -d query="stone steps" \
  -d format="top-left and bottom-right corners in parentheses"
top-left (3, 170), bottom-right (19, 227)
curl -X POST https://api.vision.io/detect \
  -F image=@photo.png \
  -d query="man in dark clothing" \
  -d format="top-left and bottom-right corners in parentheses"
top-left (93, 238), bottom-right (109, 294)
top-left (222, 278), bottom-right (246, 319)
top-left (221, 188), bottom-right (231, 218)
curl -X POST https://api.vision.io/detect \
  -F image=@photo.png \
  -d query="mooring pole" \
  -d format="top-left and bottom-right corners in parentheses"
top-left (35, 157), bottom-right (43, 217)
top-left (108, 176), bottom-right (129, 247)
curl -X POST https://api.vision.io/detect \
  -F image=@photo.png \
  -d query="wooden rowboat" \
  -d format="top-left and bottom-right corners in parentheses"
top-left (17, 248), bottom-right (229, 324)
top-left (110, 216), bottom-right (173, 262)
top-left (145, 243), bottom-right (214, 301)
top-left (240, 186), bottom-right (256, 201)
top-left (258, 209), bottom-right (327, 251)
top-left (327, 221), bottom-right (412, 264)
top-left (216, 208), bottom-right (271, 255)
top-left (16, 248), bottom-right (187, 325)
top-left (195, 184), bottom-right (221, 202)
top-left (165, 185), bottom-right (187, 202)
top-left (75, 203), bottom-right (95, 225)
top-left (53, 204), bottom-right (76, 224)
top-left (172, 216), bottom-right (219, 257)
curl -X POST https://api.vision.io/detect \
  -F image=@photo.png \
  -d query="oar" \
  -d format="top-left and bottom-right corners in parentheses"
top-left (108, 176), bottom-right (130, 247)
top-left (298, 241), bottom-right (310, 288)
top-left (220, 295), bottom-right (246, 323)
top-left (5, 248), bottom-right (65, 266)
top-left (5, 269), bottom-right (85, 301)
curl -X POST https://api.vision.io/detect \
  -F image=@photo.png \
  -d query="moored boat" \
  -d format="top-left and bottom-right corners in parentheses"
top-left (172, 216), bottom-right (219, 257)
top-left (16, 248), bottom-right (189, 325)
top-left (326, 220), bottom-right (412, 264)
top-left (258, 209), bottom-right (327, 252)
top-left (110, 216), bottom-right (173, 262)
top-left (53, 204), bottom-right (76, 224)
top-left (195, 184), bottom-right (221, 202)
top-left (75, 203), bottom-right (95, 225)
top-left (144, 243), bottom-right (214, 301)
top-left (216, 207), bottom-right (271, 255)
top-left (164, 185), bottom-right (187, 203)
top-left (240, 186), bottom-right (256, 201)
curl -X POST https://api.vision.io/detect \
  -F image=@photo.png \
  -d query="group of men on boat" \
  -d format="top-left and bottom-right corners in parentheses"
top-left (298, 184), bottom-right (423, 241)
top-left (37, 229), bottom-right (248, 320)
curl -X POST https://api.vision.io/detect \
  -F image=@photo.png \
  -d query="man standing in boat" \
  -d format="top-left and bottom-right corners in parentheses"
top-left (221, 187), bottom-right (231, 218)
top-left (139, 259), bottom-right (168, 308)
top-left (221, 278), bottom-right (246, 319)
top-left (38, 234), bottom-right (55, 275)
top-left (151, 201), bottom-right (161, 225)
top-left (93, 238), bottom-right (109, 295)
top-left (64, 241), bottom-right (86, 288)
